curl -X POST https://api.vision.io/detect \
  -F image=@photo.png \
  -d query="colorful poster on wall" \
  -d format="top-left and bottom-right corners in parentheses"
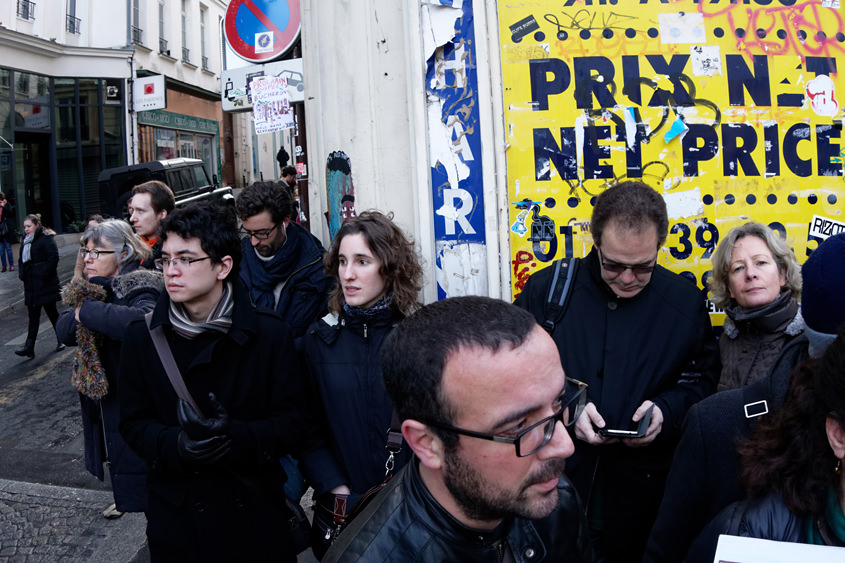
top-left (499, 0), bottom-right (845, 322)
top-left (426, 0), bottom-right (488, 299)
top-left (251, 76), bottom-right (294, 134)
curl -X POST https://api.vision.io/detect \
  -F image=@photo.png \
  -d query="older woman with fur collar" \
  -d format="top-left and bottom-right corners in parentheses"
top-left (57, 219), bottom-right (164, 518)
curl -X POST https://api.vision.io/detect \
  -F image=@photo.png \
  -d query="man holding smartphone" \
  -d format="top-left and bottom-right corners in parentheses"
top-left (515, 181), bottom-right (719, 562)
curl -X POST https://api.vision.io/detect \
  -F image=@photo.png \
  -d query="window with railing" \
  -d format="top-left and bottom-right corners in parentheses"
top-left (132, 26), bottom-right (143, 45)
top-left (17, 0), bottom-right (36, 20)
top-left (66, 14), bottom-right (81, 34)
top-left (159, 38), bottom-right (169, 56)
top-left (201, 56), bottom-right (209, 71)
top-left (182, 47), bottom-right (190, 63)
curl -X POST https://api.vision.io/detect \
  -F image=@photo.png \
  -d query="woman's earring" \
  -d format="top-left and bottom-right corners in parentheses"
top-left (836, 459), bottom-right (842, 475)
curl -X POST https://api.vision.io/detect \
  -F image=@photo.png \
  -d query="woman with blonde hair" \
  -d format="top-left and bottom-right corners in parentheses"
top-left (709, 221), bottom-right (804, 391)
top-left (301, 210), bottom-right (423, 558)
top-left (15, 214), bottom-right (62, 358)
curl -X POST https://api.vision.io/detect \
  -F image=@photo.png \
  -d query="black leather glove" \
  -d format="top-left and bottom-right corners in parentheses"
top-left (176, 393), bottom-right (231, 440)
top-left (177, 432), bottom-right (232, 466)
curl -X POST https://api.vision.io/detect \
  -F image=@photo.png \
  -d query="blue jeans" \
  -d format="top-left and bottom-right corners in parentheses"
top-left (0, 241), bottom-right (13, 268)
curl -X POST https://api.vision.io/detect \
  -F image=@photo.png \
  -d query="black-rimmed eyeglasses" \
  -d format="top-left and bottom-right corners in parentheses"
top-left (238, 223), bottom-right (281, 240)
top-left (154, 256), bottom-right (211, 270)
top-left (426, 378), bottom-right (588, 457)
top-left (79, 248), bottom-right (116, 260)
top-left (597, 247), bottom-right (657, 275)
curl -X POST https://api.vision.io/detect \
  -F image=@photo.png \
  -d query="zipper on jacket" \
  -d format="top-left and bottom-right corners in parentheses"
top-left (363, 323), bottom-right (368, 338)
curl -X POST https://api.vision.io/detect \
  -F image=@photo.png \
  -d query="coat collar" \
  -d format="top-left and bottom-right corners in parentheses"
top-left (149, 278), bottom-right (258, 346)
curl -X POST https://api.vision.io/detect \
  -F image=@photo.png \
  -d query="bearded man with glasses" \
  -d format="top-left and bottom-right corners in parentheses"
top-left (235, 181), bottom-right (334, 341)
top-left (515, 181), bottom-right (719, 562)
top-left (323, 296), bottom-right (592, 562)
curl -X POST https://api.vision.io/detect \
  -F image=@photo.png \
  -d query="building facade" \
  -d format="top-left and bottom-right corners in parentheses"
top-left (0, 0), bottom-right (229, 232)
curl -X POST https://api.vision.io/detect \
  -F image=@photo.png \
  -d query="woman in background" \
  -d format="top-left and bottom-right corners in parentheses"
top-left (709, 222), bottom-right (803, 391)
top-left (0, 192), bottom-right (16, 272)
top-left (15, 214), bottom-right (63, 358)
top-left (301, 211), bottom-right (423, 558)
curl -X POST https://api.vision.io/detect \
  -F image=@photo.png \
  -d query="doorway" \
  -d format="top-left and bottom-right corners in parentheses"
top-left (14, 132), bottom-right (53, 229)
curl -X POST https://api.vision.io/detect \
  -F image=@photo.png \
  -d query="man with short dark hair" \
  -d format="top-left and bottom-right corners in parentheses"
top-left (118, 202), bottom-right (339, 561)
top-left (515, 181), bottom-right (719, 562)
top-left (128, 180), bottom-right (175, 265)
top-left (235, 181), bottom-right (333, 339)
top-left (324, 296), bottom-right (592, 562)
top-left (280, 165), bottom-right (297, 192)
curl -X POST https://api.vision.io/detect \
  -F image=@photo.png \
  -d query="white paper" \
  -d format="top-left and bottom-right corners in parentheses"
top-left (713, 534), bottom-right (845, 562)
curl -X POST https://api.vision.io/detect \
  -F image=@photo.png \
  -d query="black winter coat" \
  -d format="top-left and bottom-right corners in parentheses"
top-left (118, 281), bottom-right (341, 562)
top-left (300, 308), bottom-right (412, 496)
top-left (56, 262), bottom-right (163, 512)
top-left (324, 460), bottom-right (593, 563)
top-left (19, 227), bottom-right (60, 307)
top-left (0, 202), bottom-right (16, 244)
top-left (514, 249), bottom-right (719, 555)
top-left (644, 336), bottom-right (808, 563)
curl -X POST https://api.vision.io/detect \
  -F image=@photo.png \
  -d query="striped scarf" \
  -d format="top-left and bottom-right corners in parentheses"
top-left (169, 281), bottom-right (234, 339)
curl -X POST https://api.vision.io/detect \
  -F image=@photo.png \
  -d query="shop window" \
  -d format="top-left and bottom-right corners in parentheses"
top-left (155, 128), bottom-right (176, 160)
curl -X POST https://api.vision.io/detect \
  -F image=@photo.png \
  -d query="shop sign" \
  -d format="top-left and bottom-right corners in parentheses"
top-left (137, 110), bottom-right (219, 136)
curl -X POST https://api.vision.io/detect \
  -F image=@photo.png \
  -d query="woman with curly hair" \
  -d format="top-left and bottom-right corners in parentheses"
top-left (709, 222), bottom-right (804, 391)
top-left (300, 211), bottom-right (423, 558)
top-left (689, 327), bottom-right (845, 559)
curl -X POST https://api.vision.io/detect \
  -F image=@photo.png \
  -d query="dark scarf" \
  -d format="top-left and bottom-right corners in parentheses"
top-left (239, 223), bottom-right (303, 310)
top-left (806, 487), bottom-right (845, 546)
top-left (169, 281), bottom-right (234, 339)
top-left (725, 288), bottom-right (799, 334)
top-left (342, 291), bottom-right (393, 321)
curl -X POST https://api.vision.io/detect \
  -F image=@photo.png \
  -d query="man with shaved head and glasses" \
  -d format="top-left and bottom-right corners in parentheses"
top-left (515, 181), bottom-right (719, 562)
top-left (323, 296), bottom-right (592, 562)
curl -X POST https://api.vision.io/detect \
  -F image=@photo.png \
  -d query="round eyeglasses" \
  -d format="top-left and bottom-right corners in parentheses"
top-left (426, 377), bottom-right (588, 457)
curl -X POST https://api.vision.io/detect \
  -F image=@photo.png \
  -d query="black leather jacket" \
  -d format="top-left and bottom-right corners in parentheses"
top-left (687, 492), bottom-right (806, 563)
top-left (323, 460), bottom-right (593, 563)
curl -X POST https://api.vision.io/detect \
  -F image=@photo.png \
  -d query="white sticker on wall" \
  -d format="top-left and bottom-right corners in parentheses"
top-left (690, 45), bottom-right (722, 77)
top-left (659, 12), bottom-right (706, 44)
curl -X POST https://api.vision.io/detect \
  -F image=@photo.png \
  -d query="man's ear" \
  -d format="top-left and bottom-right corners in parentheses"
top-left (826, 416), bottom-right (845, 461)
top-left (216, 255), bottom-right (234, 281)
top-left (402, 420), bottom-right (444, 471)
top-left (159, 209), bottom-right (168, 221)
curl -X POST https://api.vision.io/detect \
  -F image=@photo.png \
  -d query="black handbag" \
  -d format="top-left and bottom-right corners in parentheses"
top-left (309, 412), bottom-right (403, 560)
top-left (145, 313), bottom-right (312, 555)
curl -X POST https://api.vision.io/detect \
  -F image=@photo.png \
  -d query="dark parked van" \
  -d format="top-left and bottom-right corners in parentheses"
top-left (98, 158), bottom-right (233, 218)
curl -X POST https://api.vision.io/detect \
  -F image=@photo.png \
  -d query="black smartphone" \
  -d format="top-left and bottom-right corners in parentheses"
top-left (596, 405), bottom-right (654, 438)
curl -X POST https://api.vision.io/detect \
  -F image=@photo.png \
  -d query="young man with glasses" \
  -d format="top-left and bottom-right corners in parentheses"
top-left (323, 296), bottom-right (592, 562)
top-left (118, 202), bottom-right (343, 561)
top-left (235, 181), bottom-right (333, 340)
top-left (515, 181), bottom-right (719, 562)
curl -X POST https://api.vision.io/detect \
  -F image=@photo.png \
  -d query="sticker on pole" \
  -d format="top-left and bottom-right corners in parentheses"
top-left (224, 0), bottom-right (301, 63)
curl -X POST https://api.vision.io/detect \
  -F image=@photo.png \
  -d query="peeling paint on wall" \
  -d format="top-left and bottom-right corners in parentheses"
top-left (424, 0), bottom-right (487, 299)
top-left (435, 241), bottom-right (488, 297)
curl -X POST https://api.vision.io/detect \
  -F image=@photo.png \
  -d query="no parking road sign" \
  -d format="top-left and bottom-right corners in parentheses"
top-left (224, 0), bottom-right (301, 63)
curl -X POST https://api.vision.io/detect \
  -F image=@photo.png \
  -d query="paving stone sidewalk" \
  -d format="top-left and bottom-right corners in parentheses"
top-left (0, 480), bottom-right (147, 562)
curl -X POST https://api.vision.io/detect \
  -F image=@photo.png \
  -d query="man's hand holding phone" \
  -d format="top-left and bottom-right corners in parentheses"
top-left (575, 402), bottom-right (620, 445)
